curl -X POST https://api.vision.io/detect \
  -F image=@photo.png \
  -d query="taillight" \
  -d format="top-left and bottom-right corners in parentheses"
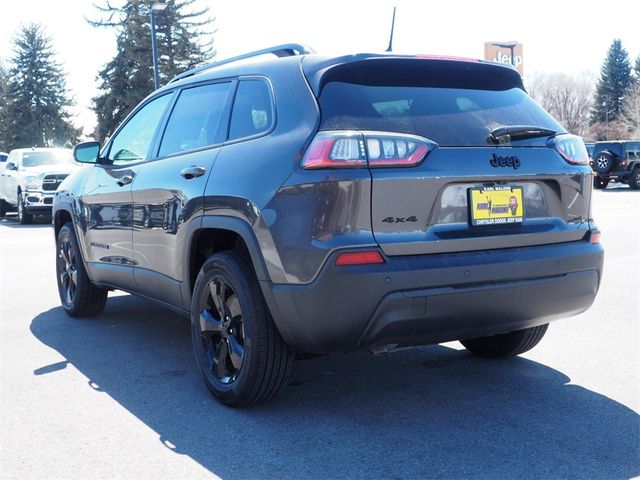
top-left (550, 134), bottom-right (590, 165)
top-left (589, 229), bottom-right (601, 244)
top-left (301, 131), bottom-right (432, 169)
top-left (300, 131), bottom-right (367, 169)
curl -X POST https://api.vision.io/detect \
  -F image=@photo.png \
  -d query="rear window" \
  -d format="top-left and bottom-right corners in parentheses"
top-left (318, 63), bottom-right (563, 147)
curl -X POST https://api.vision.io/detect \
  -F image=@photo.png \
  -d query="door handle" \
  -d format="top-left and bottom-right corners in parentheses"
top-left (180, 165), bottom-right (206, 180)
top-left (116, 174), bottom-right (133, 186)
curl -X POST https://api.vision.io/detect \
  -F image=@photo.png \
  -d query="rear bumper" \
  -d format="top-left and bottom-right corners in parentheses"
top-left (594, 169), bottom-right (632, 180)
top-left (262, 240), bottom-right (604, 353)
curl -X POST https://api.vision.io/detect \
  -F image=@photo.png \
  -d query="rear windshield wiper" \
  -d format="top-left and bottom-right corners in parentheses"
top-left (488, 125), bottom-right (558, 144)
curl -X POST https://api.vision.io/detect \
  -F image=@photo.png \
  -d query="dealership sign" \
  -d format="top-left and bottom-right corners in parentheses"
top-left (484, 42), bottom-right (523, 75)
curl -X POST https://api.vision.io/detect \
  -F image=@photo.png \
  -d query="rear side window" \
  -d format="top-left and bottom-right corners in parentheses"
top-left (625, 143), bottom-right (640, 159)
top-left (159, 82), bottom-right (231, 157)
top-left (228, 79), bottom-right (274, 141)
top-left (318, 62), bottom-right (563, 147)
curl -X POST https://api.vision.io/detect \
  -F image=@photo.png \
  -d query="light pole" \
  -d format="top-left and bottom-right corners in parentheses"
top-left (492, 41), bottom-right (517, 67)
top-left (149, 3), bottom-right (167, 90)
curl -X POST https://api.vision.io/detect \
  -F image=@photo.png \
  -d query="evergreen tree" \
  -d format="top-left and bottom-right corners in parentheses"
top-left (590, 39), bottom-right (632, 124)
top-left (89, 0), bottom-right (214, 141)
top-left (0, 60), bottom-right (8, 149)
top-left (0, 24), bottom-right (79, 150)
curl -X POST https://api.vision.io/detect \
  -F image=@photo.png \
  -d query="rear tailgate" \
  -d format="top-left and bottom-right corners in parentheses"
top-left (370, 146), bottom-right (591, 256)
top-left (309, 56), bottom-right (592, 256)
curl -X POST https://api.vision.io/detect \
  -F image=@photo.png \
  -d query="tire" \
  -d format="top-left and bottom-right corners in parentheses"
top-left (17, 195), bottom-right (33, 224)
top-left (191, 251), bottom-right (293, 407)
top-left (0, 199), bottom-right (7, 218)
top-left (593, 152), bottom-right (614, 174)
top-left (56, 222), bottom-right (108, 317)
top-left (593, 176), bottom-right (609, 189)
top-left (629, 166), bottom-right (640, 190)
top-left (460, 324), bottom-right (549, 358)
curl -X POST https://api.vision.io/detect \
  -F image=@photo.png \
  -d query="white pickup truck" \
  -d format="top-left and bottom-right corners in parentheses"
top-left (0, 148), bottom-right (81, 224)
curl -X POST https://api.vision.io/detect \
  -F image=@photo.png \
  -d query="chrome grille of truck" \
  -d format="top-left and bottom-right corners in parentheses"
top-left (42, 174), bottom-right (68, 191)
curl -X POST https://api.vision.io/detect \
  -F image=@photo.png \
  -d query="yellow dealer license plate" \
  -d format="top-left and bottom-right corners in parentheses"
top-left (469, 185), bottom-right (524, 226)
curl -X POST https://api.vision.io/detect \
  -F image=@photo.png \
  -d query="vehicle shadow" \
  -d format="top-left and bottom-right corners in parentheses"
top-left (0, 214), bottom-right (51, 227)
top-left (31, 295), bottom-right (639, 479)
top-left (600, 186), bottom-right (638, 193)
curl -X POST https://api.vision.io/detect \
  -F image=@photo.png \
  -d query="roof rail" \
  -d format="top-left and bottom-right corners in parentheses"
top-left (170, 43), bottom-right (315, 83)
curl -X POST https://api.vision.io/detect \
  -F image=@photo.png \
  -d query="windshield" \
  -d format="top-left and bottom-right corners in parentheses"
top-left (21, 150), bottom-right (74, 168)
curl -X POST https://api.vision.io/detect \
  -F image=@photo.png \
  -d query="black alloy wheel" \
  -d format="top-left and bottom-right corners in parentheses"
top-left (191, 251), bottom-right (293, 407)
top-left (58, 236), bottom-right (79, 307)
top-left (55, 222), bottom-right (108, 317)
top-left (198, 276), bottom-right (246, 384)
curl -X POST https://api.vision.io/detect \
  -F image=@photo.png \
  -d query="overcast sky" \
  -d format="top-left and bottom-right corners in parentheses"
top-left (1, 0), bottom-right (639, 134)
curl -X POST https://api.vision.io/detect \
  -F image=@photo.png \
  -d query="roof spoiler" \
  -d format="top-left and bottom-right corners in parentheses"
top-left (170, 43), bottom-right (315, 83)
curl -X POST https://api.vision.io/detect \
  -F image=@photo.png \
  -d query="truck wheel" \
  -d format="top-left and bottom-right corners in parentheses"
top-left (17, 195), bottom-right (33, 224)
top-left (593, 177), bottom-right (609, 189)
top-left (191, 251), bottom-right (293, 407)
top-left (56, 222), bottom-right (108, 317)
top-left (0, 199), bottom-right (7, 218)
top-left (593, 152), bottom-right (614, 174)
top-left (460, 324), bottom-right (548, 358)
top-left (629, 166), bottom-right (640, 190)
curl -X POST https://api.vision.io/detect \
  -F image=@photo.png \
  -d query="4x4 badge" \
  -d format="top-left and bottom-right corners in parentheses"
top-left (490, 153), bottom-right (520, 169)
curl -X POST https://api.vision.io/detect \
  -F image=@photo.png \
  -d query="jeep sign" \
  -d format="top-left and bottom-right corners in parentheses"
top-left (484, 42), bottom-right (524, 76)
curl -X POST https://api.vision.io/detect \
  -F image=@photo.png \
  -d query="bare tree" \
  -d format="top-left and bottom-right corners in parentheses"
top-left (526, 72), bottom-right (595, 138)
top-left (587, 121), bottom-right (629, 141)
top-left (620, 82), bottom-right (640, 137)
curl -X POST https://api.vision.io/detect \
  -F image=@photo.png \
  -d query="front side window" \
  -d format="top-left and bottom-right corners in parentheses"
top-left (108, 94), bottom-right (172, 164)
top-left (228, 79), bottom-right (274, 141)
top-left (158, 82), bottom-right (232, 157)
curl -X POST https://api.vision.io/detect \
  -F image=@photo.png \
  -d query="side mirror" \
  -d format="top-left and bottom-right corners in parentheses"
top-left (73, 141), bottom-right (101, 164)
top-left (6, 162), bottom-right (17, 171)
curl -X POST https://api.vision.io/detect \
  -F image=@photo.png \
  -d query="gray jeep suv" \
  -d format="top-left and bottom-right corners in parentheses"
top-left (53, 45), bottom-right (604, 406)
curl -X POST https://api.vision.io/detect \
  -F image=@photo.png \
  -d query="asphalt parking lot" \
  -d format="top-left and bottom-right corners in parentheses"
top-left (1, 186), bottom-right (638, 480)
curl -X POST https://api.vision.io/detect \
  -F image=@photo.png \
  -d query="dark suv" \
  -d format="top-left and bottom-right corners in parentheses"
top-left (591, 140), bottom-right (640, 189)
top-left (53, 45), bottom-right (604, 406)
